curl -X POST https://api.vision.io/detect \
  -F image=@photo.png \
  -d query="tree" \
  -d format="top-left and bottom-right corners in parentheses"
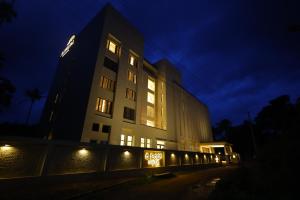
top-left (215, 119), bottom-right (232, 140)
top-left (0, 0), bottom-right (17, 25)
top-left (0, 77), bottom-right (15, 111)
top-left (25, 88), bottom-right (42, 125)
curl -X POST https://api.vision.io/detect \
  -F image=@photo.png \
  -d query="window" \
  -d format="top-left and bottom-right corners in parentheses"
top-left (92, 123), bottom-right (99, 131)
top-left (147, 120), bottom-right (155, 127)
top-left (54, 93), bottom-right (59, 104)
top-left (146, 139), bottom-right (151, 148)
top-left (96, 98), bottom-right (112, 114)
top-left (100, 76), bottom-right (115, 91)
top-left (128, 70), bottom-right (137, 84)
top-left (129, 54), bottom-right (138, 67)
top-left (104, 57), bottom-right (118, 72)
top-left (141, 138), bottom-right (145, 148)
top-left (125, 88), bottom-right (136, 101)
top-left (147, 92), bottom-right (155, 104)
top-left (106, 39), bottom-right (119, 54)
top-left (147, 105), bottom-right (155, 118)
top-left (49, 111), bottom-right (54, 122)
top-left (157, 140), bottom-right (165, 149)
top-left (148, 78), bottom-right (155, 91)
top-left (102, 125), bottom-right (111, 133)
top-left (123, 107), bottom-right (135, 121)
top-left (120, 134), bottom-right (125, 146)
top-left (127, 135), bottom-right (133, 146)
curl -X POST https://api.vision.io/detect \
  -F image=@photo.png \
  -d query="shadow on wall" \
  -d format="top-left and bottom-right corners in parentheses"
top-left (0, 138), bottom-right (222, 179)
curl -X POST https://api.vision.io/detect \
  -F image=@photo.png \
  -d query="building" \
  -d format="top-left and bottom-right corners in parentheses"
top-left (40, 4), bottom-right (225, 153)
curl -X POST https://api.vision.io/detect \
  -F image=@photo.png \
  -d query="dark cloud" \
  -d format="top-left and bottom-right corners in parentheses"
top-left (0, 0), bottom-right (299, 125)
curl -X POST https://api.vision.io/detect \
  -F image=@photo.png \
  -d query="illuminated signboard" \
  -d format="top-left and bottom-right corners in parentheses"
top-left (60, 35), bottom-right (76, 57)
top-left (144, 150), bottom-right (165, 168)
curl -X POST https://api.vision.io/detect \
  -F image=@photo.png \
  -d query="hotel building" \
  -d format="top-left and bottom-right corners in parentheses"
top-left (41, 4), bottom-right (219, 153)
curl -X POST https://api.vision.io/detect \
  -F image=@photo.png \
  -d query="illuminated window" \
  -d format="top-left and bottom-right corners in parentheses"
top-left (148, 78), bottom-right (155, 91)
top-left (146, 120), bottom-right (155, 127)
top-left (120, 134), bottom-right (125, 146)
top-left (123, 107), bottom-right (135, 121)
top-left (107, 39), bottom-right (119, 54)
top-left (125, 88), bottom-right (136, 101)
top-left (127, 135), bottom-right (133, 146)
top-left (147, 105), bottom-right (155, 118)
top-left (96, 98), bottom-right (112, 114)
top-left (146, 138), bottom-right (151, 148)
top-left (100, 76), bottom-right (115, 91)
top-left (157, 140), bottom-right (165, 149)
top-left (128, 70), bottom-right (137, 84)
top-left (141, 138), bottom-right (145, 148)
top-left (147, 92), bottom-right (155, 104)
top-left (129, 54), bottom-right (138, 67)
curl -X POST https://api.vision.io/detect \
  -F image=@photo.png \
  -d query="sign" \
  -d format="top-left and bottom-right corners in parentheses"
top-left (61, 35), bottom-right (76, 57)
top-left (144, 150), bottom-right (165, 168)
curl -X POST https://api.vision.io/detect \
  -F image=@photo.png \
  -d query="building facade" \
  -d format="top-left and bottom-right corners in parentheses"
top-left (40, 4), bottom-right (214, 152)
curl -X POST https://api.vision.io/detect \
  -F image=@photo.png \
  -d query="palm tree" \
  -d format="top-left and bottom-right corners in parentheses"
top-left (25, 88), bottom-right (42, 125)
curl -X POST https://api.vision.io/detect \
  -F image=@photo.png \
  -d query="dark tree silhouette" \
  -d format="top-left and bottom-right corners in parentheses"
top-left (215, 119), bottom-right (232, 140)
top-left (0, 77), bottom-right (15, 111)
top-left (25, 88), bottom-right (42, 125)
top-left (0, 0), bottom-right (16, 25)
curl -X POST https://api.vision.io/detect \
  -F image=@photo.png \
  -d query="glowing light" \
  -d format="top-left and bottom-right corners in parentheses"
top-left (195, 154), bottom-right (199, 159)
top-left (124, 151), bottom-right (130, 156)
top-left (78, 148), bottom-right (88, 156)
top-left (171, 153), bottom-right (175, 158)
top-left (0, 144), bottom-right (12, 151)
top-left (215, 156), bottom-right (219, 163)
top-left (61, 35), bottom-right (75, 57)
top-left (218, 152), bottom-right (221, 155)
top-left (232, 154), bottom-right (236, 159)
top-left (185, 154), bottom-right (189, 158)
top-left (144, 150), bottom-right (164, 167)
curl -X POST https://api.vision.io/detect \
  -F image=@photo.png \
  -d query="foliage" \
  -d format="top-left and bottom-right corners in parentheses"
top-left (0, 76), bottom-right (15, 111)
top-left (210, 95), bottom-right (300, 199)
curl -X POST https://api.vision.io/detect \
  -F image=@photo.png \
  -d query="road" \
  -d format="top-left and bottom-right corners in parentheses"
top-left (75, 166), bottom-right (238, 200)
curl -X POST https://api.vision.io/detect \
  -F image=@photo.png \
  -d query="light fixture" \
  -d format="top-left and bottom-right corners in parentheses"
top-left (124, 150), bottom-right (130, 156)
top-left (78, 148), bottom-right (88, 156)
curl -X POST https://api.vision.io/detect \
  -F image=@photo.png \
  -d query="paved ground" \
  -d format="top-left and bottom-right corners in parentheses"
top-left (73, 166), bottom-right (238, 200)
top-left (0, 166), bottom-right (238, 200)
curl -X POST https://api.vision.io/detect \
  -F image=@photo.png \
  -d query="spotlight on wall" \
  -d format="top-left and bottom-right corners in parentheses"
top-left (195, 154), bottom-right (199, 159)
top-left (185, 154), bottom-right (189, 158)
top-left (232, 154), bottom-right (236, 159)
top-left (78, 148), bottom-right (89, 156)
top-left (171, 153), bottom-right (175, 158)
top-left (0, 144), bottom-right (12, 151)
top-left (124, 150), bottom-right (130, 156)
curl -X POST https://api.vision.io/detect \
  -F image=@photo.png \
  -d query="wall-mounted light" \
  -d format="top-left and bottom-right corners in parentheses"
top-left (185, 154), bottom-right (189, 159)
top-left (124, 150), bottom-right (130, 156)
top-left (1, 144), bottom-right (11, 151)
top-left (171, 153), bottom-right (175, 158)
top-left (215, 156), bottom-right (219, 163)
top-left (218, 152), bottom-right (221, 155)
top-left (195, 154), bottom-right (199, 159)
top-left (78, 148), bottom-right (89, 156)
top-left (232, 154), bottom-right (236, 159)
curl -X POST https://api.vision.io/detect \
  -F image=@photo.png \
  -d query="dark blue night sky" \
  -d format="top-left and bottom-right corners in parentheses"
top-left (0, 0), bottom-right (299, 125)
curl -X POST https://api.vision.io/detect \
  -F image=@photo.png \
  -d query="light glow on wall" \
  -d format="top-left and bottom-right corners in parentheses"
top-left (144, 150), bottom-right (164, 168)
top-left (78, 148), bottom-right (89, 156)
top-left (171, 153), bottom-right (175, 158)
top-left (61, 35), bottom-right (75, 57)
top-left (0, 144), bottom-right (12, 151)
top-left (124, 150), bottom-right (130, 156)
